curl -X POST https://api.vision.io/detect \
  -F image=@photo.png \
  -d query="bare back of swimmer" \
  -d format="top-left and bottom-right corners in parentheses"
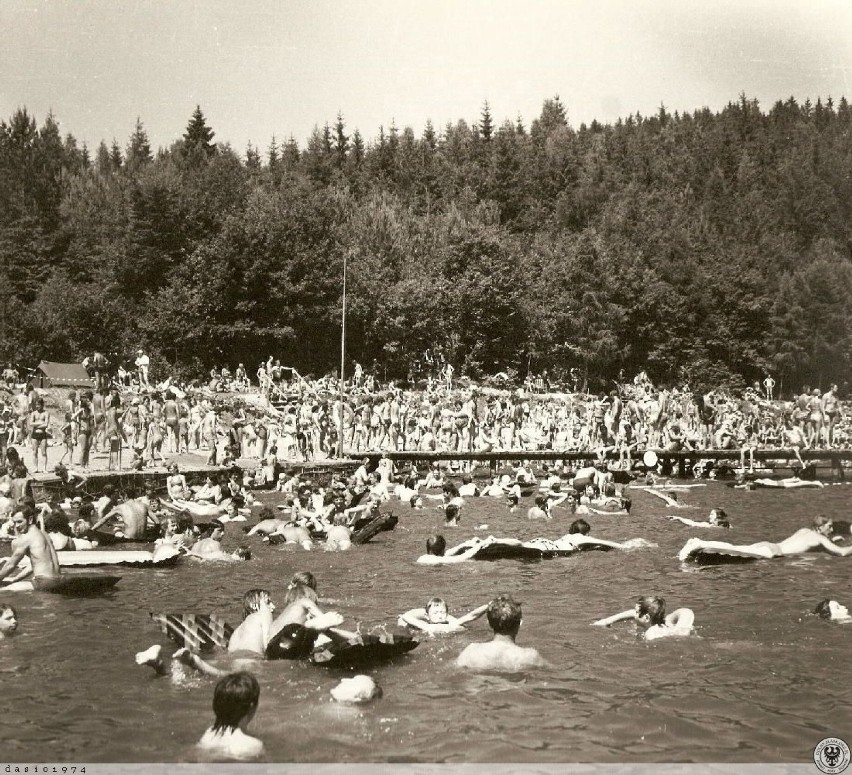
top-left (91, 497), bottom-right (159, 539)
top-left (679, 528), bottom-right (852, 562)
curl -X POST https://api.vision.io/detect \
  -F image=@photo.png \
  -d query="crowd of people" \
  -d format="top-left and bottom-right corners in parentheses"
top-left (1, 349), bottom-right (847, 479)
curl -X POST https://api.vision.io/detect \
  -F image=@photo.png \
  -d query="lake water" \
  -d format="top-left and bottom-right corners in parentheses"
top-left (1, 480), bottom-right (851, 763)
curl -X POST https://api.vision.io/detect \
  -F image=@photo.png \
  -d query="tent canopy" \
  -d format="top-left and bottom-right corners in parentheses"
top-left (36, 361), bottom-right (91, 388)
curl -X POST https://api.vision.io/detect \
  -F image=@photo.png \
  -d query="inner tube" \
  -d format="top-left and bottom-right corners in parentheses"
top-left (351, 513), bottom-right (399, 545)
top-left (265, 622), bottom-right (319, 660)
top-left (30, 574), bottom-right (121, 595)
top-left (310, 632), bottom-right (418, 668)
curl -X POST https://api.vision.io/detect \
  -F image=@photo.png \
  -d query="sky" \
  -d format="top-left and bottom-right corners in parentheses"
top-left (1, 0), bottom-right (851, 155)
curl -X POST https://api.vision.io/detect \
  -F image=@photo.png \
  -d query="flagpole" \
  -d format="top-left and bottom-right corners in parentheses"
top-left (338, 251), bottom-right (347, 458)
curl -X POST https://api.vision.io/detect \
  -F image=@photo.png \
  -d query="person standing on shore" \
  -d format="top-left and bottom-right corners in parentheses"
top-left (135, 349), bottom-right (150, 389)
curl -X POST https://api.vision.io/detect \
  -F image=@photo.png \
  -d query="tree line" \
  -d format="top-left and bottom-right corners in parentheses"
top-left (1, 95), bottom-right (851, 394)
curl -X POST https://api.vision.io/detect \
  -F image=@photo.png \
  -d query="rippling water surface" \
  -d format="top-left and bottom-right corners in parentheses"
top-left (2, 480), bottom-right (851, 762)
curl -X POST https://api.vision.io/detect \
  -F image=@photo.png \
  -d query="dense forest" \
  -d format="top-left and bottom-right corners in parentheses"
top-left (1, 94), bottom-right (851, 394)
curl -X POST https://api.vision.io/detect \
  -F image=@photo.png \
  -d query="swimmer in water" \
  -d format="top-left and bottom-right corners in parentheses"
top-left (679, 523), bottom-right (852, 562)
top-left (814, 599), bottom-right (852, 623)
top-left (558, 518), bottom-right (653, 551)
top-left (456, 594), bottom-right (544, 671)
top-left (416, 534), bottom-right (496, 565)
top-left (197, 672), bottom-right (264, 760)
top-left (137, 589), bottom-right (278, 679)
top-left (0, 603), bottom-right (18, 638)
top-left (592, 595), bottom-right (694, 640)
top-left (668, 508), bottom-right (731, 529)
top-left (398, 597), bottom-right (489, 635)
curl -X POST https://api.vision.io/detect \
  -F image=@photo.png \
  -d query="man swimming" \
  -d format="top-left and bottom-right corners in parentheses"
top-left (398, 597), bottom-right (489, 635)
top-left (456, 594), bottom-right (544, 671)
top-left (679, 524), bottom-right (852, 562)
top-left (592, 595), bottom-right (694, 640)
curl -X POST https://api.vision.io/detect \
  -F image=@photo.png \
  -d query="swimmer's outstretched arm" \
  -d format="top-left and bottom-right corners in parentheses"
top-left (90, 510), bottom-right (118, 532)
top-left (454, 603), bottom-right (489, 626)
top-left (397, 608), bottom-right (432, 630)
top-left (591, 609), bottom-right (636, 627)
top-left (816, 534), bottom-right (852, 557)
top-left (667, 516), bottom-right (706, 527)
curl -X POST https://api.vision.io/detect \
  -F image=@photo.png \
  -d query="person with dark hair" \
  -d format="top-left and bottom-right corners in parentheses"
top-left (0, 506), bottom-right (61, 586)
top-left (668, 508), bottom-right (731, 529)
top-left (0, 603), bottom-right (18, 638)
top-left (29, 397), bottom-right (50, 474)
top-left (814, 599), bottom-right (851, 622)
top-left (456, 595), bottom-right (544, 671)
top-left (527, 495), bottom-right (551, 521)
top-left (592, 595), bottom-right (694, 640)
top-left (197, 672), bottom-right (263, 759)
top-left (416, 534), bottom-right (490, 565)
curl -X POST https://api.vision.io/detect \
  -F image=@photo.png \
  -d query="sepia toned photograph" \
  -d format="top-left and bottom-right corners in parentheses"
top-left (1, 0), bottom-right (851, 768)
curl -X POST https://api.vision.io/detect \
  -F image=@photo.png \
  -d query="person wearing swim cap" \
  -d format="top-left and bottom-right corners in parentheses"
top-left (592, 595), bottom-right (694, 640)
top-left (456, 595), bottom-right (544, 671)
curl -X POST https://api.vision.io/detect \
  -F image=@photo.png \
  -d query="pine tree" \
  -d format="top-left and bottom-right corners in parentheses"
top-left (126, 117), bottom-right (152, 169)
top-left (109, 139), bottom-right (123, 170)
top-left (183, 105), bottom-right (216, 157)
top-left (267, 135), bottom-right (279, 170)
top-left (245, 142), bottom-right (261, 170)
top-left (334, 112), bottom-right (348, 169)
top-left (480, 100), bottom-right (494, 142)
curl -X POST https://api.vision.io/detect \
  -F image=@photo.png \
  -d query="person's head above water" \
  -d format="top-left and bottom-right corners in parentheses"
top-left (708, 508), bottom-right (730, 527)
top-left (425, 597), bottom-right (449, 624)
top-left (568, 518), bottom-right (591, 535)
top-left (242, 589), bottom-right (274, 619)
top-left (211, 671), bottom-right (260, 733)
top-left (815, 599), bottom-right (850, 621)
top-left (486, 595), bottom-right (523, 638)
top-left (426, 535), bottom-right (446, 557)
top-left (0, 604), bottom-right (18, 637)
top-left (635, 596), bottom-right (666, 627)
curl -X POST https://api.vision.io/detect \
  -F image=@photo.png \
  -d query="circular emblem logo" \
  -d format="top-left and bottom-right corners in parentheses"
top-left (815, 737), bottom-right (851, 774)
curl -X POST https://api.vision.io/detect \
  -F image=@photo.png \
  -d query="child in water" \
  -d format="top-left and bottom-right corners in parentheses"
top-left (197, 672), bottom-right (264, 760)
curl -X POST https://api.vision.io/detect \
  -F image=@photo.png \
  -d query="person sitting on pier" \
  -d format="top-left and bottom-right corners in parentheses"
top-left (679, 523), bottom-right (852, 562)
top-left (592, 595), bottom-right (694, 640)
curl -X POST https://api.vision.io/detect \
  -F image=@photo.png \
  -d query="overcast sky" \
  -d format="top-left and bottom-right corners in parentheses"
top-left (2, 0), bottom-right (851, 154)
